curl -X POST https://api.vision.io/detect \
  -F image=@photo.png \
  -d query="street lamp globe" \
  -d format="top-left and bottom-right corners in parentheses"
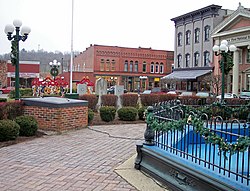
top-left (221, 39), bottom-right (228, 46)
top-left (212, 45), bottom-right (220, 52)
top-left (220, 43), bottom-right (228, 52)
top-left (21, 26), bottom-right (31, 36)
top-left (4, 24), bottom-right (14, 34)
top-left (229, 44), bottom-right (237, 52)
top-left (13, 19), bottom-right (22, 28)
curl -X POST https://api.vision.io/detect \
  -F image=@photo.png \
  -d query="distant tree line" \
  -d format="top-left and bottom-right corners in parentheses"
top-left (0, 49), bottom-right (80, 73)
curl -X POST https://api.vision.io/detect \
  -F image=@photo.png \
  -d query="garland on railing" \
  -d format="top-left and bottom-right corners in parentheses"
top-left (146, 112), bottom-right (250, 159)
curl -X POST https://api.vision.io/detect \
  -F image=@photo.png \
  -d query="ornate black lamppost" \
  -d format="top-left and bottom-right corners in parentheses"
top-left (49, 60), bottom-right (61, 80)
top-left (212, 40), bottom-right (236, 104)
top-left (4, 20), bottom-right (31, 99)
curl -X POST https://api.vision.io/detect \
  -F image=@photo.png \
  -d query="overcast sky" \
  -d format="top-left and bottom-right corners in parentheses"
top-left (0, 0), bottom-right (249, 54)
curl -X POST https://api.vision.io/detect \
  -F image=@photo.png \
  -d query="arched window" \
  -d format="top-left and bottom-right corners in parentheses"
top-left (194, 28), bottom-right (200, 43)
top-left (150, 62), bottom-right (154, 73)
top-left (155, 62), bottom-right (159, 73)
top-left (177, 32), bottom-right (182, 46)
top-left (177, 54), bottom-right (182, 68)
top-left (111, 60), bottom-right (115, 71)
top-left (142, 61), bottom-right (147, 72)
top-left (134, 61), bottom-right (138, 72)
top-left (185, 53), bottom-right (190, 67)
top-left (203, 51), bottom-right (210, 66)
top-left (124, 60), bottom-right (128, 72)
top-left (100, 59), bottom-right (104, 71)
top-left (160, 62), bottom-right (164, 74)
top-left (194, 52), bottom-right (200, 66)
top-left (186, 30), bottom-right (191, 45)
top-left (106, 59), bottom-right (110, 71)
top-left (204, 25), bottom-right (210, 41)
top-left (129, 61), bottom-right (133, 72)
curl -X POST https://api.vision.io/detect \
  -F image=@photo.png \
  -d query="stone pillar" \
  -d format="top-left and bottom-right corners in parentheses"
top-left (232, 49), bottom-right (239, 96)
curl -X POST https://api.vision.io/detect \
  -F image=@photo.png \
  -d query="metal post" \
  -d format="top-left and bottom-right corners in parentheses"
top-left (144, 106), bottom-right (155, 146)
top-left (15, 27), bottom-right (20, 100)
top-left (221, 53), bottom-right (225, 104)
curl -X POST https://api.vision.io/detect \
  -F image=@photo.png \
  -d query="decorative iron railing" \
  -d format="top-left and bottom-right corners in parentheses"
top-left (147, 100), bottom-right (250, 187)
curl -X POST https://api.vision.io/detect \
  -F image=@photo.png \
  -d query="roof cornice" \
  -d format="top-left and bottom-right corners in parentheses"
top-left (171, 4), bottom-right (222, 23)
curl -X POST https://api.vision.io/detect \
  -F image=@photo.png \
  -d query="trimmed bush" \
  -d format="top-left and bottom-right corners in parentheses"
top-left (140, 94), bottom-right (159, 106)
top-left (0, 98), bottom-right (7, 102)
top-left (5, 101), bottom-right (24, 120)
top-left (99, 106), bottom-right (116, 122)
top-left (0, 119), bottom-right (20, 142)
top-left (138, 106), bottom-right (146, 120)
top-left (101, 94), bottom-right (118, 107)
top-left (79, 94), bottom-right (98, 111)
top-left (15, 115), bottom-right (38, 136)
top-left (0, 102), bottom-right (7, 120)
top-left (9, 88), bottom-right (33, 99)
top-left (120, 93), bottom-right (139, 107)
top-left (88, 109), bottom-right (94, 124)
top-left (117, 107), bottom-right (138, 121)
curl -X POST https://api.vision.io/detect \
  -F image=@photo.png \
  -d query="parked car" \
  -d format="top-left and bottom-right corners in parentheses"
top-left (142, 87), bottom-right (165, 95)
top-left (107, 86), bottom-right (128, 94)
top-left (179, 91), bottom-right (195, 97)
top-left (239, 91), bottom-right (250, 100)
top-left (0, 87), bottom-right (14, 94)
top-left (166, 91), bottom-right (177, 95)
top-left (142, 90), bottom-right (152, 94)
top-left (216, 93), bottom-right (238, 99)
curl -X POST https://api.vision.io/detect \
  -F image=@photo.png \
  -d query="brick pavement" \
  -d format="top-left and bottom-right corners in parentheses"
top-left (0, 124), bottom-right (146, 191)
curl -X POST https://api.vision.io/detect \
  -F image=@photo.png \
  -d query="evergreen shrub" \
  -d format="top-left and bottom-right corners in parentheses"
top-left (15, 115), bottom-right (38, 136)
top-left (117, 107), bottom-right (138, 121)
top-left (0, 119), bottom-right (20, 141)
top-left (88, 109), bottom-right (94, 124)
top-left (99, 106), bottom-right (116, 122)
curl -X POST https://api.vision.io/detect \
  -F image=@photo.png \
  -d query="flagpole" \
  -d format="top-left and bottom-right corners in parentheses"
top-left (70, 0), bottom-right (74, 93)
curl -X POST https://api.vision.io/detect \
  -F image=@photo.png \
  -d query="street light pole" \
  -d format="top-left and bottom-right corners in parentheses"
top-left (4, 20), bottom-right (31, 100)
top-left (49, 60), bottom-right (61, 80)
top-left (212, 40), bottom-right (236, 104)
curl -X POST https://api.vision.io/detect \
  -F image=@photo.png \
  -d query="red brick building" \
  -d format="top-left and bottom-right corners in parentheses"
top-left (0, 60), bottom-right (40, 88)
top-left (61, 44), bottom-right (174, 92)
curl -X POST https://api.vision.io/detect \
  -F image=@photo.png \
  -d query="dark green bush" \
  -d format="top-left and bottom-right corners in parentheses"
top-left (120, 93), bottom-right (139, 107)
top-left (15, 115), bottom-right (38, 136)
top-left (9, 88), bottom-right (33, 99)
top-left (5, 101), bottom-right (24, 120)
top-left (138, 106), bottom-right (146, 120)
top-left (88, 109), bottom-right (94, 124)
top-left (101, 94), bottom-right (118, 107)
top-left (99, 106), bottom-right (116, 122)
top-left (0, 98), bottom-right (7, 102)
top-left (0, 102), bottom-right (7, 120)
top-left (0, 119), bottom-right (20, 141)
top-left (117, 107), bottom-right (138, 121)
top-left (79, 94), bottom-right (98, 111)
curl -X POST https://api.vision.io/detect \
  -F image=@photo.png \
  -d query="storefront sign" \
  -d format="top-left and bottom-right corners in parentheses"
top-left (227, 35), bottom-right (250, 43)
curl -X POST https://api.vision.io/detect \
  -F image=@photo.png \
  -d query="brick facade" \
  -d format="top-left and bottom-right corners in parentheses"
top-left (0, 60), bottom-right (7, 87)
top-left (61, 45), bottom-right (174, 92)
top-left (22, 97), bottom-right (88, 132)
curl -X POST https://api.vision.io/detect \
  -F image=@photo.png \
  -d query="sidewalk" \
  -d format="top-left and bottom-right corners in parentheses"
top-left (0, 123), bottom-right (167, 191)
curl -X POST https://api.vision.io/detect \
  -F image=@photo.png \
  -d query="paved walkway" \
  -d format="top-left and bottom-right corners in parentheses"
top-left (0, 124), bottom-right (146, 191)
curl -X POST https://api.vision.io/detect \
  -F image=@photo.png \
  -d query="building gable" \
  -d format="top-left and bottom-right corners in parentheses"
top-left (212, 3), bottom-right (250, 37)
